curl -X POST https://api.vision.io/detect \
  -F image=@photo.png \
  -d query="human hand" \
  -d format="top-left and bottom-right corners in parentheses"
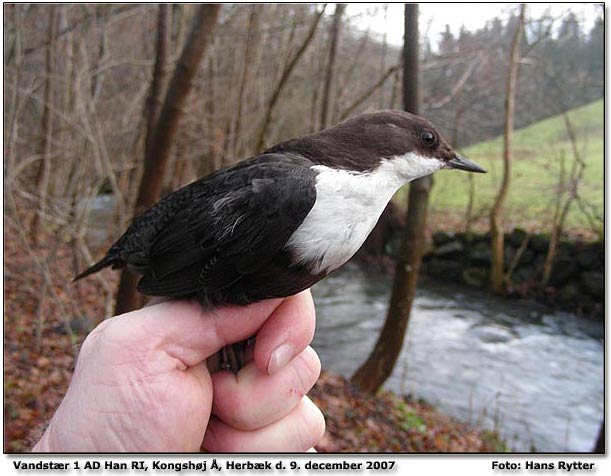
top-left (32, 291), bottom-right (324, 452)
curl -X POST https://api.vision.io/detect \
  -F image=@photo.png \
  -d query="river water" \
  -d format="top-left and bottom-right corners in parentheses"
top-left (311, 264), bottom-right (604, 452)
top-left (84, 197), bottom-right (604, 453)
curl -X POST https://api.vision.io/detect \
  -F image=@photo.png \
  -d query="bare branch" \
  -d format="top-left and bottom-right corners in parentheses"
top-left (339, 65), bottom-right (399, 120)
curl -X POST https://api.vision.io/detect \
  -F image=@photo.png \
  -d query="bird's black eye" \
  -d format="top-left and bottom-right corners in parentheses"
top-left (420, 130), bottom-right (436, 146)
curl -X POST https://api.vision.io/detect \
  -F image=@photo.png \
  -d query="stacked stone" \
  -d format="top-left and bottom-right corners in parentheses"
top-left (418, 228), bottom-right (603, 318)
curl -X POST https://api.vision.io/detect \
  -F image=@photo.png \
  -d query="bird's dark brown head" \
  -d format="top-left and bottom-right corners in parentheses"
top-left (267, 110), bottom-right (486, 175)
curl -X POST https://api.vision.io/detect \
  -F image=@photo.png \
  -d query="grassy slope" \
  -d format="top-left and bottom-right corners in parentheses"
top-left (420, 99), bottom-right (603, 232)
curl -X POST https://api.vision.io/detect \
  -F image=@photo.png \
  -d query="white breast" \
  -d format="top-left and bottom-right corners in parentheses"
top-left (285, 153), bottom-right (442, 274)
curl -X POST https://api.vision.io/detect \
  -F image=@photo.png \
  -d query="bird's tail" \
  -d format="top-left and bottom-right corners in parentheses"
top-left (73, 254), bottom-right (120, 282)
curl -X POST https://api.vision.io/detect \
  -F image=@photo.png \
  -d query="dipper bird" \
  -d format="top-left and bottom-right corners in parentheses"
top-left (75, 110), bottom-right (485, 367)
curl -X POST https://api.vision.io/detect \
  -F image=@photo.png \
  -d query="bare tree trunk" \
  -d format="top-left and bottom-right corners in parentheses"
top-left (6, 5), bottom-right (24, 219)
top-left (51, 6), bottom-right (77, 200)
top-left (489, 4), bottom-right (525, 294)
top-left (219, 34), bottom-right (240, 166)
top-left (203, 52), bottom-right (221, 175)
top-left (309, 33), bottom-right (329, 133)
top-left (31, 6), bottom-right (58, 245)
top-left (115, 4), bottom-right (221, 315)
top-left (90, 5), bottom-right (108, 105)
top-left (593, 421), bottom-right (604, 453)
top-left (351, 4), bottom-right (429, 393)
top-left (137, 5), bottom-right (220, 210)
top-left (145, 4), bottom-right (171, 159)
top-left (172, 4), bottom-right (189, 55)
top-left (378, 5), bottom-right (388, 108)
top-left (319, 3), bottom-right (345, 129)
top-left (255, 5), bottom-right (326, 151)
top-left (115, 4), bottom-right (172, 314)
top-left (233, 5), bottom-right (259, 158)
top-left (61, 6), bottom-right (88, 285)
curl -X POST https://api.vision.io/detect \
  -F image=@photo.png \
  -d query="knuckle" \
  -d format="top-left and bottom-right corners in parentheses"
top-left (221, 396), bottom-right (252, 429)
top-left (302, 347), bottom-right (321, 382)
top-left (214, 372), bottom-right (260, 431)
top-left (79, 318), bottom-right (114, 356)
top-left (295, 398), bottom-right (326, 450)
top-left (211, 316), bottom-right (229, 349)
top-left (290, 347), bottom-right (321, 397)
top-left (309, 402), bottom-right (326, 445)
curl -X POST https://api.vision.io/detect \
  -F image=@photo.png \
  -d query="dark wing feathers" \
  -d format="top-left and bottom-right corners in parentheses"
top-left (135, 157), bottom-right (317, 298)
top-left (148, 245), bottom-right (213, 280)
top-left (138, 262), bottom-right (201, 297)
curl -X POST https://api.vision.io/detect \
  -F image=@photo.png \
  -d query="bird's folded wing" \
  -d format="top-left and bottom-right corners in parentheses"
top-left (137, 162), bottom-right (317, 297)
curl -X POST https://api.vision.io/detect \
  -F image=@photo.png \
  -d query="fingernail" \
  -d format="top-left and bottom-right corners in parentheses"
top-left (268, 344), bottom-right (295, 374)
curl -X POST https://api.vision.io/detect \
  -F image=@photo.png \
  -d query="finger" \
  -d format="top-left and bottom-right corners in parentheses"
top-left (203, 397), bottom-right (325, 453)
top-left (106, 298), bottom-right (284, 367)
top-left (211, 347), bottom-right (321, 431)
top-left (253, 290), bottom-right (316, 374)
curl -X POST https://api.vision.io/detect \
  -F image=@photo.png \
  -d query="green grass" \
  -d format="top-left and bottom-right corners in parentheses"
top-left (401, 99), bottom-right (604, 232)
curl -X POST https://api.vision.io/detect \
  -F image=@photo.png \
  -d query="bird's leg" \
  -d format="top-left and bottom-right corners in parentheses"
top-left (219, 347), bottom-right (231, 371)
top-left (219, 338), bottom-right (256, 373)
top-left (235, 341), bottom-right (245, 370)
top-left (220, 343), bottom-right (244, 374)
top-left (220, 345), bottom-right (239, 373)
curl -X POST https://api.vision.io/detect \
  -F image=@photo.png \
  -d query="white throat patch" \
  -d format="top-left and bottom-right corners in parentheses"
top-left (286, 152), bottom-right (443, 274)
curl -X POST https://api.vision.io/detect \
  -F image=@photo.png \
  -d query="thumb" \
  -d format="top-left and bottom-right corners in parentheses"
top-left (116, 298), bottom-right (284, 367)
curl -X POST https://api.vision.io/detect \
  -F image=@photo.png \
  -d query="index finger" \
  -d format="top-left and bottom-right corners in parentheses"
top-left (253, 289), bottom-right (316, 374)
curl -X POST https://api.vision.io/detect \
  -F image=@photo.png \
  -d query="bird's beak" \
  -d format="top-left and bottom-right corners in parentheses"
top-left (446, 154), bottom-right (487, 173)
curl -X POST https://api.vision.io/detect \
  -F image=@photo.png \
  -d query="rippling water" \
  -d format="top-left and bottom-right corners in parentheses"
top-left (311, 265), bottom-right (604, 452)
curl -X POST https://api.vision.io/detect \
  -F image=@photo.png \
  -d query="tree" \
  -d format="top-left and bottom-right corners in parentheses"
top-left (351, 4), bottom-right (431, 393)
top-left (593, 421), bottom-right (604, 453)
top-left (489, 4), bottom-right (525, 294)
top-left (541, 110), bottom-right (588, 288)
top-left (114, 5), bottom-right (221, 314)
top-left (232, 5), bottom-right (260, 158)
top-left (439, 24), bottom-right (455, 55)
top-left (145, 5), bottom-right (172, 161)
top-left (31, 6), bottom-right (58, 244)
top-left (319, 3), bottom-right (346, 129)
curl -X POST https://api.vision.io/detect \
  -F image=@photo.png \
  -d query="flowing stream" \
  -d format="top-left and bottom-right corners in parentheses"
top-left (311, 265), bottom-right (604, 452)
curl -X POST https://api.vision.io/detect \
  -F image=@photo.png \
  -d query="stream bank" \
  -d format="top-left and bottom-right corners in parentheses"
top-left (381, 227), bottom-right (604, 319)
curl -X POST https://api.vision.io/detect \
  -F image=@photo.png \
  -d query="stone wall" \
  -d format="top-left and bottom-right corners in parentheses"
top-left (419, 228), bottom-right (604, 319)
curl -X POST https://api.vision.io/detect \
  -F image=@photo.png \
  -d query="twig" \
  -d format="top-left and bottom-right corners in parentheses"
top-left (427, 53), bottom-right (484, 109)
top-left (339, 65), bottom-right (399, 120)
top-left (504, 235), bottom-right (530, 285)
top-left (35, 281), bottom-right (49, 353)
